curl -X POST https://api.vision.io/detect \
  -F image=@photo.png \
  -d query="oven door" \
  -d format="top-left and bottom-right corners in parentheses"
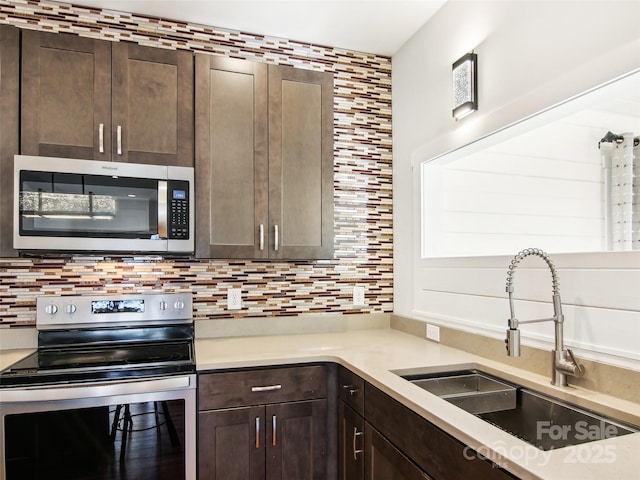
top-left (13, 155), bottom-right (194, 254)
top-left (0, 375), bottom-right (196, 480)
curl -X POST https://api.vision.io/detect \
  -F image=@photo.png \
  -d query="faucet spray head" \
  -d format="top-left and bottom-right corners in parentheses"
top-left (505, 327), bottom-right (521, 357)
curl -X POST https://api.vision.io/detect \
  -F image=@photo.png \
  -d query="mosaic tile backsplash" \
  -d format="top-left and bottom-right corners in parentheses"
top-left (0, 0), bottom-right (393, 327)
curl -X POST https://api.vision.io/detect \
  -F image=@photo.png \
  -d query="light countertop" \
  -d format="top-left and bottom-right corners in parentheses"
top-left (196, 328), bottom-right (640, 480)
top-left (0, 348), bottom-right (34, 371)
top-left (2, 327), bottom-right (639, 479)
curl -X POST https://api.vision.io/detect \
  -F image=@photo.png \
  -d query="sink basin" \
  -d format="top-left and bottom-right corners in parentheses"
top-left (405, 372), bottom-right (516, 414)
top-left (479, 387), bottom-right (638, 450)
top-left (396, 368), bottom-right (639, 451)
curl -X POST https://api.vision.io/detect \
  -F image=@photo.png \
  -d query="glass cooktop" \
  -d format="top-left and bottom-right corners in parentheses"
top-left (0, 341), bottom-right (194, 387)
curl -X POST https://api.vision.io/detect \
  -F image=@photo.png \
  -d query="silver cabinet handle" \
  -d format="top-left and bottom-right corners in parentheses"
top-left (259, 224), bottom-right (264, 251)
top-left (251, 384), bottom-right (282, 392)
top-left (353, 427), bottom-right (363, 460)
top-left (255, 417), bottom-right (260, 448)
top-left (342, 384), bottom-right (359, 396)
top-left (272, 415), bottom-right (277, 446)
top-left (116, 125), bottom-right (122, 155)
top-left (274, 224), bottom-right (279, 251)
top-left (98, 123), bottom-right (104, 153)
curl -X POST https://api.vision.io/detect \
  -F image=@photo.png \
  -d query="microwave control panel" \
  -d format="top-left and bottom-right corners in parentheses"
top-left (168, 180), bottom-right (190, 239)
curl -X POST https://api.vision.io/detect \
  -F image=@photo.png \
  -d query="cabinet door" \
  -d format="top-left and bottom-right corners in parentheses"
top-left (0, 25), bottom-right (19, 257)
top-left (365, 423), bottom-right (431, 480)
top-left (338, 402), bottom-right (364, 480)
top-left (265, 399), bottom-right (327, 480)
top-left (112, 42), bottom-right (194, 166)
top-left (195, 55), bottom-right (268, 258)
top-left (268, 65), bottom-right (334, 259)
top-left (338, 366), bottom-right (365, 416)
top-left (198, 406), bottom-right (265, 480)
top-left (21, 30), bottom-right (111, 160)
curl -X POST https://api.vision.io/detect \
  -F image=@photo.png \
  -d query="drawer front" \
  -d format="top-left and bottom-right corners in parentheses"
top-left (338, 366), bottom-right (364, 415)
top-left (199, 365), bottom-right (327, 410)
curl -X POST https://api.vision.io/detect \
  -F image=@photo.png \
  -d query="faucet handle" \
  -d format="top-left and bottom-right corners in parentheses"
top-left (566, 349), bottom-right (585, 377)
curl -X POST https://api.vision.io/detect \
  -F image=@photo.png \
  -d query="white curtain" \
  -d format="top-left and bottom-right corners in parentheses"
top-left (602, 132), bottom-right (638, 251)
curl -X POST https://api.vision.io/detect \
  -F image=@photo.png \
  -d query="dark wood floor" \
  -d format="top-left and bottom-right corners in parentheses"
top-left (5, 401), bottom-right (186, 480)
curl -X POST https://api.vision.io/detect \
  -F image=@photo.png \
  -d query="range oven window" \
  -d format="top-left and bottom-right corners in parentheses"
top-left (18, 170), bottom-right (159, 238)
top-left (4, 401), bottom-right (186, 480)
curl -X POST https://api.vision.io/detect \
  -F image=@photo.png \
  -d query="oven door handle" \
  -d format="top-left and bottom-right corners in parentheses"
top-left (0, 375), bottom-right (194, 403)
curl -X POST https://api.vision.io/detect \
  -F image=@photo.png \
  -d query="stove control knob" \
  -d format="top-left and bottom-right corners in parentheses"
top-left (159, 301), bottom-right (168, 311)
top-left (65, 304), bottom-right (77, 315)
top-left (45, 304), bottom-right (58, 315)
top-left (174, 300), bottom-right (185, 311)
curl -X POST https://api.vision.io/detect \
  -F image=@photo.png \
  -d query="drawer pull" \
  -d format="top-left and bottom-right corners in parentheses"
top-left (342, 384), bottom-right (359, 396)
top-left (251, 384), bottom-right (282, 392)
top-left (353, 427), bottom-right (363, 459)
top-left (255, 416), bottom-right (260, 448)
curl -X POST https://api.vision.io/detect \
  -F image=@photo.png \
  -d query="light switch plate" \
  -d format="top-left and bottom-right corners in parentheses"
top-left (227, 288), bottom-right (242, 310)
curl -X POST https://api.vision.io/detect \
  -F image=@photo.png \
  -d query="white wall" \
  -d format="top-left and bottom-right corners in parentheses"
top-left (392, 1), bottom-right (640, 368)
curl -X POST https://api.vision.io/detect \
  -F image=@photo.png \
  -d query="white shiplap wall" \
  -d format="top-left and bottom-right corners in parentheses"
top-left (413, 252), bottom-right (640, 369)
top-left (392, 1), bottom-right (640, 372)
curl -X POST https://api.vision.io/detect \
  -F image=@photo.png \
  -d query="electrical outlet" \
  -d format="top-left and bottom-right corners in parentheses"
top-left (353, 286), bottom-right (366, 306)
top-left (426, 324), bottom-right (440, 342)
top-left (227, 288), bottom-right (242, 310)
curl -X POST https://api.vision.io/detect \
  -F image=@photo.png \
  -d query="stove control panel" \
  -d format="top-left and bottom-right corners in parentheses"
top-left (36, 293), bottom-right (193, 330)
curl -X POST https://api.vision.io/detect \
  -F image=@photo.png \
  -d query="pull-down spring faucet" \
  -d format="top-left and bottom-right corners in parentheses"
top-left (505, 248), bottom-right (584, 387)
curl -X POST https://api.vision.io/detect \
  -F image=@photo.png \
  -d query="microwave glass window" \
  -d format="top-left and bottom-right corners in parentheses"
top-left (19, 171), bottom-right (159, 238)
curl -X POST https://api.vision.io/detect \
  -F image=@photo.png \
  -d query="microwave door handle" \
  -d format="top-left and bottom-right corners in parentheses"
top-left (158, 180), bottom-right (168, 239)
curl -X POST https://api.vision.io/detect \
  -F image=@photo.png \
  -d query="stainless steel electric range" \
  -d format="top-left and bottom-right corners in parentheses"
top-left (0, 292), bottom-right (197, 480)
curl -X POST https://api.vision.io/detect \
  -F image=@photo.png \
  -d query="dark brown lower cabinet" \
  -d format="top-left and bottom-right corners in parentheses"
top-left (338, 395), bottom-right (428, 480)
top-left (199, 406), bottom-right (265, 480)
top-left (337, 368), bottom-right (519, 480)
top-left (199, 400), bottom-right (327, 480)
top-left (364, 383), bottom-right (517, 480)
top-left (266, 400), bottom-right (327, 480)
top-left (365, 424), bottom-right (430, 480)
top-left (198, 366), bottom-right (328, 480)
top-left (338, 402), bottom-right (364, 480)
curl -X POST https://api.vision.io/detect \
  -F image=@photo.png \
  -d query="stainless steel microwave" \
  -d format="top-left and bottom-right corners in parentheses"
top-left (13, 155), bottom-right (194, 255)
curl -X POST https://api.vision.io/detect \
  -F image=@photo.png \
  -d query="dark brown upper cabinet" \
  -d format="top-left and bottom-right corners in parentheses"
top-left (195, 55), bottom-right (334, 260)
top-left (21, 30), bottom-right (194, 167)
top-left (195, 56), bottom-right (269, 259)
top-left (268, 65), bottom-right (335, 260)
top-left (0, 25), bottom-right (20, 258)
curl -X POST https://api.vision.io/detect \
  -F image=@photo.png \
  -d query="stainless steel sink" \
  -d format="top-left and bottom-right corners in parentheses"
top-left (408, 372), bottom-right (516, 414)
top-left (397, 369), bottom-right (639, 451)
